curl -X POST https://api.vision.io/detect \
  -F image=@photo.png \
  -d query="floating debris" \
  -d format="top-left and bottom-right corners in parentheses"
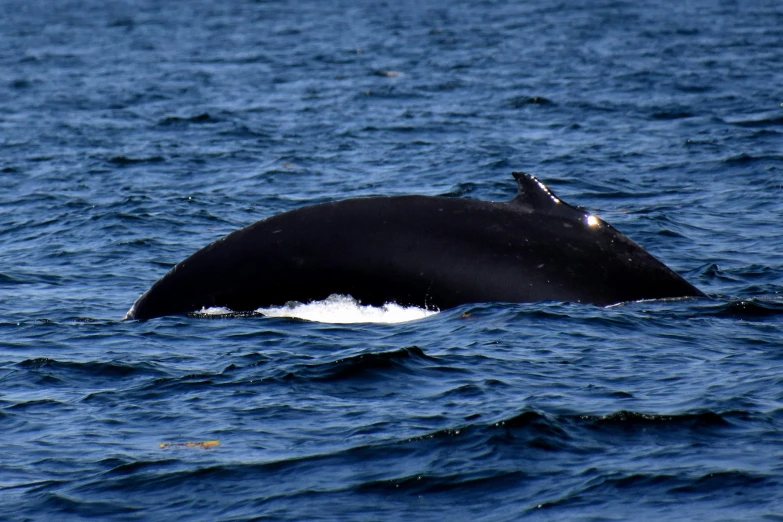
top-left (159, 440), bottom-right (220, 449)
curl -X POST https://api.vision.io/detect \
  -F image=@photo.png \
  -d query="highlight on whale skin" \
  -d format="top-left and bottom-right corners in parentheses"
top-left (124, 172), bottom-right (705, 321)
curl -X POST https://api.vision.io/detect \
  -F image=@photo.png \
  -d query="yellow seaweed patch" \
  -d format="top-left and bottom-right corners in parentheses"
top-left (159, 440), bottom-right (220, 449)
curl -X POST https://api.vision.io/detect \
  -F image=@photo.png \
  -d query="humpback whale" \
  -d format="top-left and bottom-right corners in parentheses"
top-left (125, 172), bottom-right (704, 320)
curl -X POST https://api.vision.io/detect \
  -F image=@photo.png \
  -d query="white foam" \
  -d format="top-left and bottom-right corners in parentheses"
top-left (198, 294), bottom-right (438, 324)
top-left (198, 306), bottom-right (235, 316)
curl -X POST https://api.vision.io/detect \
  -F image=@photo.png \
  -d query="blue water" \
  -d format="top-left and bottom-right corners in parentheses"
top-left (2, 0), bottom-right (783, 519)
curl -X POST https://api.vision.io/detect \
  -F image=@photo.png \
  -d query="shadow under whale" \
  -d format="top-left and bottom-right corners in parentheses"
top-left (125, 172), bottom-right (705, 320)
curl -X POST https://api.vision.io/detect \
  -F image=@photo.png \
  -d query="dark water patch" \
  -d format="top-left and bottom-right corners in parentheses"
top-left (649, 109), bottom-right (695, 120)
top-left (103, 458), bottom-right (182, 477)
top-left (106, 17), bottom-right (135, 29)
top-left (508, 95), bottom-right (554, 108)
top-left (421, 80), bottom-right (463, 93)
top-left (675, 82), bottom-right (711, 93)
top-left (387, 125), bottom-right (416, 133)
top-left (574, 410), bottom-right (732, 433)
top-left (108, 155), bottom-right (165, 165)
top-left (158, 113), bottom-right (217, 126)
top-left (10, 78), bottom-right (34, 89)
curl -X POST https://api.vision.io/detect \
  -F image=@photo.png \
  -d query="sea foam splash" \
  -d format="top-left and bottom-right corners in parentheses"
top-left (198, 294), bottom-right (438, 324)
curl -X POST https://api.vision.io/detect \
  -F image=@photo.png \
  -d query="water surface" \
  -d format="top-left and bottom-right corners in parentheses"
top-left (2, 0), bottom-right (783, 519)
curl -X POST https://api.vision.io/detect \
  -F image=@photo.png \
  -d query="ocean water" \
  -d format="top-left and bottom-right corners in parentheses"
top-left (2, 0), bottom-right (783, 519)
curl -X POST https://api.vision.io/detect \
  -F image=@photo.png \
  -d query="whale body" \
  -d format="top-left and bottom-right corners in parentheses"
top-left (125, 172), bottom-right (704, 320)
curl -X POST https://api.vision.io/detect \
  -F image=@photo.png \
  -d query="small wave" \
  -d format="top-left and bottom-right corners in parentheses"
top-left (701, 299), bottom-right (783, 319)
top-left (721, 152), bottom-right (783, 164)
top-left (7, 398), bottom-right (65, 411)
top-left (0, 272), bottom-right (23, 285)
top-left (284, 346), bottom-right (436, 383)
top-left (667, 470), bottom-right (767, 494)
top-left (357, 470), bottom-right (526, 494)
top-left (16, 358), bottom-right (163, 379)
top-left (406, 409), bottom-right (739, 454)
top-left (39, 492), bottom-right (141, 517)
top-left (197, 294), bottom-right (438, 324)
top-left (533, 468), bottom-right (771, 513)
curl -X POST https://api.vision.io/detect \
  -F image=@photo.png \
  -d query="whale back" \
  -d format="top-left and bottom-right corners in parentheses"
top-left (125, 173), bottom-right (704, 320)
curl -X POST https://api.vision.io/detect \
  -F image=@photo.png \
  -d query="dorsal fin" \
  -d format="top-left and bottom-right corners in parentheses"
top-left (510, 171), bottom-right (563, 211)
